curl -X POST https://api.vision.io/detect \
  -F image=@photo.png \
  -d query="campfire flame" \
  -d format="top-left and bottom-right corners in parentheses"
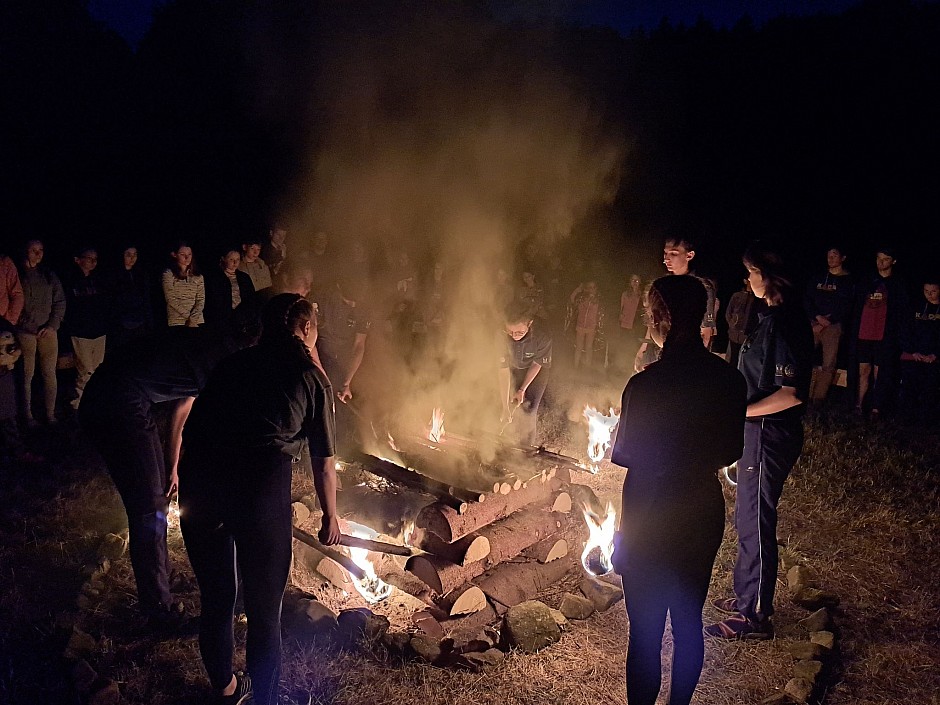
top-left (387, 432), bottom-right (401, 453)
top-left (428, 407), bottom-right (445, 444)
top-left (583, 405), bottom-right (620, 472)
top-left (346, 523), bottom-right (393, 603)
top-left (580, 501), bottom-right (617, 576)
top-left (401, 519), bottom-right (416, 547)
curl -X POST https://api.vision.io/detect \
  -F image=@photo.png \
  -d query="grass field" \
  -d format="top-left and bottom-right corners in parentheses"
top-left (1, 401), bottom-right (938, 705)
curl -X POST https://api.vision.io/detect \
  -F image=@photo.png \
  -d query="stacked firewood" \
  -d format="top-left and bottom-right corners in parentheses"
top-left (290, 434), bottom-right (586, 637)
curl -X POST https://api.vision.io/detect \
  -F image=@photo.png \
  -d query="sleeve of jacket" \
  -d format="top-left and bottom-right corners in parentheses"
top-left (48, 272), bottom-right (66, 330)
top-left (2, 259), bottom-right (24, 325)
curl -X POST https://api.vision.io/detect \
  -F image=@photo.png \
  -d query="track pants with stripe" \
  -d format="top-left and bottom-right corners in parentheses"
top-left (733, 416), bottom-right (803, 622)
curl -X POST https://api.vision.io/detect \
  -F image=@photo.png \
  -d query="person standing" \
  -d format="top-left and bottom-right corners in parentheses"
top-left (108, 245), bottom-right (153, 353)
top-left (238, 237), bottom-right (273, 297)
top-left (499, 301), bottom-right (552, 446)
top-left (662, 236), bottom-right (718, 348)
top-left (179, 294), bottom-right (340, 705)
top-left (706, 243), bottom-right (813, 639)
top-left (79, 329), bottom-right (241, 627)
top-left (0, 252), bottom-right (25, 326)
top-left (162, 242), bottom-right (205, 328)
top-left (64, 247), bottom-right (109, 409)
top-left (725, 278), bottom-right (764, 368)
top-left (261, 224), bottom-right (288, 277)
top-left (17, 239), bottom-right (66, 425)
top-left (611, 275), bottom-right (746, 705)
top-left (568, 280), bottom-right (603, 370)
top-left (805, 246), bottom-right (854, 404)
top-left (899, 278), bottom-right (940, 423)
top-left (617, 274), bottom-right (643, 374)
top-left (204, 248), bottom-right (256, 337)
top-left (853, 248), bottom-right (908, 420)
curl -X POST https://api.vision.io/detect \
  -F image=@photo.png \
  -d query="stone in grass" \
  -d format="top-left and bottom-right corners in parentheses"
top-left (503, 600), bottom-right (562, 653)
top-left (381, 631), bottom-right (412, 654)
top-left (559, 592), bottom-right (595, 620)
top-left (792, 587), bottom-right (840, 610)
top-left (337, 608), bottom-right (389, 649)
top-left (792, 659), bottom-right (823, 683)
top-left (579, 577), bottom-right (624, 612)
top-left (289, 599), bottom-right (338, 642)
top-left (549, 608), bottom-right (570, 633)
top-left (291, 501), bottom-right (311, 526)
top-left (88, 678), bottom-right (122, 705)
top-left (76, 594), bottom-right (92, 610)
top-left (787, 565), bottom-right (813, 593)
top-left (64, 627), bottom-right (97, 660)
top-left (779, 547), bottom-right (801, 572)
top-left (410, 635), bottom-right (443, 664)
top-left (784, 677), bottom-right (814, 703)
top-left (81, 582), bottom-right (101, 598)
top-left (96, 533), bottom-right (127, 562)
top-left (810, 630), bottom-right (835, 651)
top-left (798, 608), bottom-right (831, 633)
top-left (456, 648), bottom-right (505, 673)
top-left (785, 641), bottom-right (824, 660)
top-left (82, 558), bottom-right (111, 581)
top-left (71, 659), bottom-right (98, 693)
top-left (452, 630), bottom-right (495, 654)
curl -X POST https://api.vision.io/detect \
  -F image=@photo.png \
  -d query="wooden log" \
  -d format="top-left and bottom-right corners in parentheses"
top-left (437, 603), bottom-right (499, 637)
top-left (348, 451), bottom-right (483, 512)
top-left (528, 537), bottom-right (568, 564)
top-left (408, 529), bottom-right (491, 566)
top-left (439, 585), bottom-right (488, 617)
top-left (551, 492), bottom-right (572, 514)
top-left (416, 476), bottom-right (563, 542)
top-left (475, 555), bottom-right (578, 609)
top-left (406, 508), bottom-right (565, 594)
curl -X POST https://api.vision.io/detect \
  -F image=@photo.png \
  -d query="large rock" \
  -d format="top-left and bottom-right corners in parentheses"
top-left (798, 608), bottom-right (831, 632)
top-left (96, 533), bottom-right (127, 562)
top-left (792, 659), bottom-right (823, 683)
top-left (784, 677), bottom-right (813, 703)
top-left (503, 600), bottom-right (561, 653)
top-left (785, 641), bottom-right (824, 660)
top-left (291, 502), bottom-right (311, 526)
top-left (810, 630), bottom-right (835, 651)
top-left (88, 679), bottom-right (122, 705)
top-left (64, 627), bottom-right (97, 660)
top-left (288, 599), bottom-right (338, 642)
top-left (337, 608), bottom-right (389, 649)
top-left (559, 592), bottom-right (595, 620)
top-left (382, 631), bottom-right (412, 654)
top-left (456, 648), bottom-right (505, 672)
top-left (792, 587), bottom-right (840, 610)
top-left (579, 577), bottom-right (624, 612)
top-left (787, 565), bottom-right (813, 593)
top-left (71, 659), bottom-right (98, 692)
top-left (549, 608), bottom-right (570, 633)
top-left (410, 635), bottom-right (443, 664)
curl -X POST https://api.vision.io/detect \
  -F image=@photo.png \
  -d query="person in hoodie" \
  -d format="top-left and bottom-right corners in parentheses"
top-left (899, 277), bottom-right (940, 423)
top-left (108, 245), bottom-right (153, 353)
top-left (64, 246), bottom-right (109, 410)
top-left (17, 240), bottom-right (66, 425)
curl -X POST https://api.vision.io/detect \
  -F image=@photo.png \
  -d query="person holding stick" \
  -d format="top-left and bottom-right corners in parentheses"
top-left (610, 275), bottom-right (746, 705)
top-left (179, 293), bottom-right (340, 705)
top-left (499, 301), bottom-right (552, 445)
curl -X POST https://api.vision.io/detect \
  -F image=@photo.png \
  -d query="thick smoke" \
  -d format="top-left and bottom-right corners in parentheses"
top-left (276, 3), bottom-right (625, 447)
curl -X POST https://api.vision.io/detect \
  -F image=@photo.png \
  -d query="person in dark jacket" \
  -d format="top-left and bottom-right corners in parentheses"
top-left (79, 329), bottom-right (243, 627)
top-left (707, 243), bottom-right (813, 640)
top-left (899, 277), bottom-right (940, 423)
top-left (852, 248), bottom-right (909, 420)
top-left (180, 294), bottom-right (340, 705)
top-left (64, 246), bottom-right (109, 409)
top-left (204, 248), bottom-right (257, 337)
top-left (17, 239), bottom-right (66, 425)
top-left (107, 245), bottom-right (153, 354)
top-left (611, 275), bottom-right (746, 705)
top-left (725, 277), bottom-right (765, 368)
top-left (804, 246), bottom-right (854, 403)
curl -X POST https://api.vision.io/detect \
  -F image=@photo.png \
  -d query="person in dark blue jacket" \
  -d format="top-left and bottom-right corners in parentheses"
top-left (899, 277), bottom-right (940, 423)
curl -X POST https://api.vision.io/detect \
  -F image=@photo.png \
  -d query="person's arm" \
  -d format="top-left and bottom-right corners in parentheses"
top-left (338, 332), bottom-right (367, 401)
top-left (42, 272), bottom-right (67, 337)
top-left (189, 276), bottom-right (206, 326)
top-left (2, 260), bottom-right (24, 325)
top-left (311, 455), bottom-right (341, 544)
top-left (746, 386), bottom-right (801, 418)
top-left (700, 327), bottom-right (714, 348)
top-left (512, 362), bottom-right (542, 404)
top-left (164, 396), bottom-right (196, 496)
top-left (162, 271), bottom-right (188, 324)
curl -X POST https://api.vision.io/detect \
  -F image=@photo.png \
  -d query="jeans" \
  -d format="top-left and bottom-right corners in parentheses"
top-left (810, 322), bottom-right (842, 401)
top-left (18, 330), bottom-right (58, 421)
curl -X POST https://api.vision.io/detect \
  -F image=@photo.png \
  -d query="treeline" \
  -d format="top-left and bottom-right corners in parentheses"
top-left (2, 0), bottom-right (938, 287)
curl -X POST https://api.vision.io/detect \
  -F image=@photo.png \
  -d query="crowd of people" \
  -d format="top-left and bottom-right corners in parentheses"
top-left (0, 228), bottom-right (937, 705)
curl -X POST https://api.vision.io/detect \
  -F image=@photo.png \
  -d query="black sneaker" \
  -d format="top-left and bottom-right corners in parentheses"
top-left (218, 671), bottom-right (252, 704)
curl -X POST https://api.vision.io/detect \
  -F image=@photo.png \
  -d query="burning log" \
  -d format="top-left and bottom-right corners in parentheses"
top-left (349, 451), bottom-right (485, 513)
top-left (408, 529), bottom-right (491, 567)
top-left (407, 508), bottom-right (566, 594)
top-left (292, 526), bottom-right (413, 558)
top-left (416, 472), bottom-right (568, 543)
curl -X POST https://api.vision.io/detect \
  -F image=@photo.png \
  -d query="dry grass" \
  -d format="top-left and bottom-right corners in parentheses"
top-left (1, 397), bottom-right (939, 705)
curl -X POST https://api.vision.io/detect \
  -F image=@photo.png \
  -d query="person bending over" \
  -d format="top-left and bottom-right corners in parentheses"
top-left (499, 301), bottom-right (552, 446)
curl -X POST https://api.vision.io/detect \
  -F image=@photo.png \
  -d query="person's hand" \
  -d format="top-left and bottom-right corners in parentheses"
top-left (912, 352), bottom-right (925, 362)
top-left (337, 384), bottom-right (353, 403)
top-left (186, 318), bottom-right (199, 328)
top-left (512, 389), bottom-right (525, 405)
top-left (319, 515), bottom-right (342, 545)
top-left (37, 326), bottom-right (52, 339)
top-left (165, 470), bottom-right (179, 499)
top-left (815, 315), bottom-right (831, 328)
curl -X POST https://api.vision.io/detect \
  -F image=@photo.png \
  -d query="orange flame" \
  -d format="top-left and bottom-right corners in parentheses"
top-left (580, 501), bottom-right (617, 576)
top-left (583, 405), bottom-right (620, 472)
top-left (387, 432), bottom-right (401, 453)
top-left (428, 407), bottom-right (445, 444)
top-left (346, 523), bottom-right (393, 603)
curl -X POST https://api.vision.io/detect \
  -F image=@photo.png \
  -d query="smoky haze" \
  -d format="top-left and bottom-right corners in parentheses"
top-left (265, 3), bottom-right (625, 455)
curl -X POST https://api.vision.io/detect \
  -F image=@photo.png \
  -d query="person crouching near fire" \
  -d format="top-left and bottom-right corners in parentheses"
top-left (610, 275), bottom-right (746, 705)
top-left (499, 301), bottom-right (552, 446)
top-left (178, 294), bottom-right (340, 705)
top-left (706, 242), bottom-right (813, 640)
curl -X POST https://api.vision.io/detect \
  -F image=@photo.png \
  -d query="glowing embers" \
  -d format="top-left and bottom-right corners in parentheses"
top-left (346, 521), bottom-right (393, 603)
top-left (580, 501), bottom-right (617, 577)
top-left (427, 407), bottom-right (445, 444)
top-left (582, 405), bottom-right (620, 472)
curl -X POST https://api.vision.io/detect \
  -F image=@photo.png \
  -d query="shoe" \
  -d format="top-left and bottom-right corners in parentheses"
top-left (704, 614), bottom-right (774, 640)
top-left (217, 671), bottom-right (252, 705)
top-left (710, 597), bottom-right (739, 614)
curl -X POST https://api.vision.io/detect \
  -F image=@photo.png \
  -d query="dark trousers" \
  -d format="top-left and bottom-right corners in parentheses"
top-left (616, 478), bottom-right (725, 705)
top-left (510, 366), bottom-right (548, 446)
top-left (900, 360), bottom-right (940, 422)
top-left (180, 454), bottom-right (293, 705)
top-left (733, 417), bottom-right (803, 621)
top-left (79, 382), bottom-right (172, 612)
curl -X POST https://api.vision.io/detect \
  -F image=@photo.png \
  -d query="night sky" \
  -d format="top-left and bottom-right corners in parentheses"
top-left (90, 0), bottom-right (874, 48)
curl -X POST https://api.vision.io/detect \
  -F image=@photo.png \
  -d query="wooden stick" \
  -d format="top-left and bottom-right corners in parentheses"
top-left (348, 451), bottom-right (480, 512)
top-left (292, 526), bottom-right (414, 558)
